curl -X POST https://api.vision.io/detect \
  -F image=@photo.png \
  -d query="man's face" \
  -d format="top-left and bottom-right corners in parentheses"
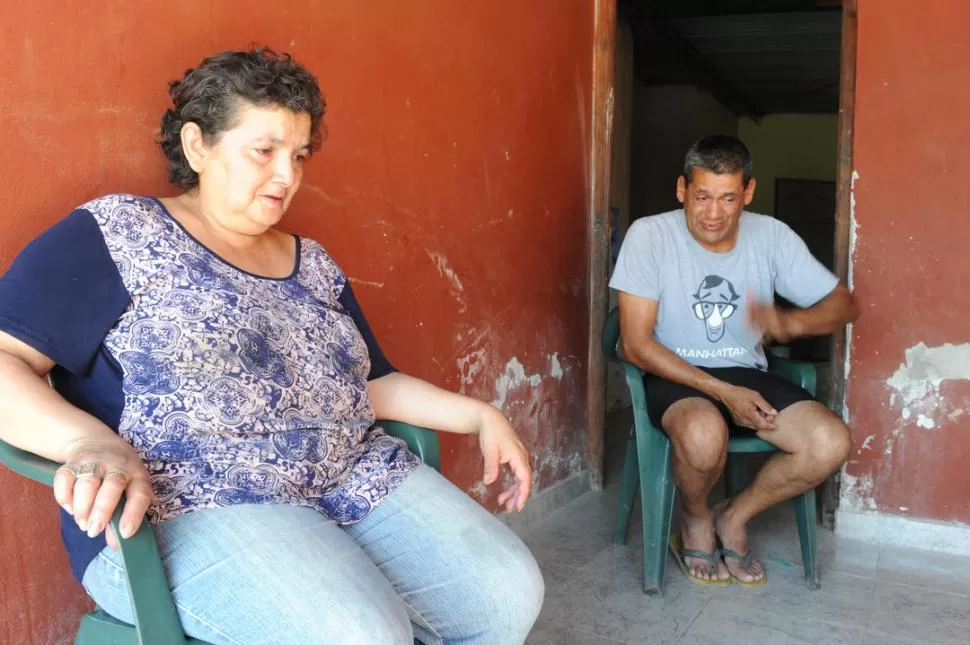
top-left (676, 168), bottom-right (756, 252)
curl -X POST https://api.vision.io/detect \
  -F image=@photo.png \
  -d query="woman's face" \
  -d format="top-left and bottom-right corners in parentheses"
top-left (192, 101), bottom-right (313, 233)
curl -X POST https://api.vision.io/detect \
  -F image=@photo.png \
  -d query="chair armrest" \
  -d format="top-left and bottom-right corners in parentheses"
top-left (378, 420), bottom-right (441, 472)
top-left (620, 361), bottom-right (647, 410)
top-left (767, 356), bottom-right (817, 397)
top-left (619, 361), bottom-right (657, 436)
top-left (0, 439), bottom-right (187, 645)
top-left (0, 439), bottom-right (57, 486)
top-left (110, 502), bottom-right (188, 645)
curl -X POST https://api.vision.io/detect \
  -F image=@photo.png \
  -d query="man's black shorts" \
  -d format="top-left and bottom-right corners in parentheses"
top-left (644, 367), bottom-right (814, 435)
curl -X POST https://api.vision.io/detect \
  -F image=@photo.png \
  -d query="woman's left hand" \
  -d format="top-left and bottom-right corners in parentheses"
top-left (478, 408), bottom-right (532, 512)
top-left (366, 372), bottom-right (533, 510)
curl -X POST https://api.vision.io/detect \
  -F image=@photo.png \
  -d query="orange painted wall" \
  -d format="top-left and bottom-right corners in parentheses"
top-left (0, 1), bottom-right (595, 641)
top-left (842, 0), bottom-right (970, 522)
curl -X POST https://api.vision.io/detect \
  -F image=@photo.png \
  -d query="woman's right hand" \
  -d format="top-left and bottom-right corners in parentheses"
top-left (53, 437), bottom-right (153, 550)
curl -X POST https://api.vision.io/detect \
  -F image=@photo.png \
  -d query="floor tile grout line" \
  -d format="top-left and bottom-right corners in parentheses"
top-left (555, 566), bottom-right (586, 590)
top-left (529, 619), bottom-right (630, 645)
top-left (550, 562), bottom-right (597, 593)
top-left (865, 577), bottom-right (970, 600)
top-left (814, 568), bottom-right (970, 599)
top-left (541, 619), bottom-right (636, 645)
top-left (861, 580), bottom-right (877, 634)
top-left (711, 594), bottom-right (872, 633)
top-left (671, 596), bottom-right (712, 645)
top-left (862, 624), bottom-right (962, 645)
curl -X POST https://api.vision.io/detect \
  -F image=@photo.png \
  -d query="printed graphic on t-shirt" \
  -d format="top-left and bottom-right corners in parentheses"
top-left (672, 275), bottom-right (746, 361)
top-left (692, 275), bottom-right (739, 342)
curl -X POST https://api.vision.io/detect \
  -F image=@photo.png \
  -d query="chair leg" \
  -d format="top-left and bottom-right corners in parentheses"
top-left (724, 453), bottom-right (747, 499)
top-left (793, 488), bottom-right (820, 590)
top-left (614, 428), bottom-right (640, 545)
top-left (637, 426), bottom-right (675, 596)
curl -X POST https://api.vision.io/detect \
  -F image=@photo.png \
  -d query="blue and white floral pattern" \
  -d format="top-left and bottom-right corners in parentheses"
top-left (84, 194), bottom-right (418, 525)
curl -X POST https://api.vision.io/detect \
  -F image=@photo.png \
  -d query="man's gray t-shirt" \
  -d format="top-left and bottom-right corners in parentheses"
top-left (609, 210), bottom-right (838, 370)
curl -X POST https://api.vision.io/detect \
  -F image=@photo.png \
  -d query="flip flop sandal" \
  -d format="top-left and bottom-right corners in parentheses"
top-left (668, 534), bottom-right (730, 587)
top-left (721, 548), bottom-right (767, 587)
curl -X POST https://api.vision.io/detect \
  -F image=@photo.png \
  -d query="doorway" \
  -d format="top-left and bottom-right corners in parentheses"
top-left (606, 0), bottom-right (856, 526)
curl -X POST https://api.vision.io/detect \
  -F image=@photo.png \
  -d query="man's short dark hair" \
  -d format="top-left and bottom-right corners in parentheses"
top-left (683, 135), bottom-right (753, 186)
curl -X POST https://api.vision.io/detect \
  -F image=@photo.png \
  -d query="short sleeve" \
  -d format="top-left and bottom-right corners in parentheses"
top-left (337, 283), bottom-right (396, 380)
top-left (772, 220), bottom-right (839, 308)
top-left (609, 219), bottom-right (661, 300)
top-left (0, 209), bottom-right (130, 374)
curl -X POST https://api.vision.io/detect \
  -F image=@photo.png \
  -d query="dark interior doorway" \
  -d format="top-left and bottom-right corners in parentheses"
top-left (614, 0), bottom-right (854, 526)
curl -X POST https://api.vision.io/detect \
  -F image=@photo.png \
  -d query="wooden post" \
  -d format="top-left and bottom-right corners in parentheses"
top-left (587, 0), bottom-right (617, 490)
top-left (825, 0), bottom-right (858, 527)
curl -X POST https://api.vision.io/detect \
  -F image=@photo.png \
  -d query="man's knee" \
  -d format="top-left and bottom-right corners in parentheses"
top-left (809, 419), bottom-right (852, 472)
top-left (788, 410), bottom-right (852, 480)
top-left (665, 401), bottom-right (728, 473)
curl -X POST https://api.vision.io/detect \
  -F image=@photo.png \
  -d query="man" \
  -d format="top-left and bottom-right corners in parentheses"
top-left (609, 135), bottom-right (857, 586)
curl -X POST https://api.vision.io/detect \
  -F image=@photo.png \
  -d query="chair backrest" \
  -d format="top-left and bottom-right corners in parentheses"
top-left (601, 307), bottom-right (621, 361)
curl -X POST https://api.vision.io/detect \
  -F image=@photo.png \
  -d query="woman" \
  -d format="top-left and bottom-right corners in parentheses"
top-left (0, 47), bottom-right (543, 644)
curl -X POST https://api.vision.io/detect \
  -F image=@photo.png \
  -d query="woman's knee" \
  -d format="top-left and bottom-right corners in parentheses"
top-left (422, 523), bottom-right (544, 644)
top-left (324, 601), bottom-right (413, 645)
top-left (505, 546), bottom-right (545, 633)
top-left (85, 504), bottom-right (418, 644)
top-left (85, 549), bottom-right (415, 645)
top-left (470, 541), bottom-right (545, 642)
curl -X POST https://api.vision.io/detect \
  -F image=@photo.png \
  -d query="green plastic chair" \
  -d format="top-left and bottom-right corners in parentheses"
top-left (0, 419), bottom-right (441, 645)
top-left (603, 307), bottom-right (819, 596)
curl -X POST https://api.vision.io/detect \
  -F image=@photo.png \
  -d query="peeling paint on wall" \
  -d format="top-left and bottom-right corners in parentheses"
top-left (549, 353), bottom-right (564, 379)
top-left (453, 347), bottom-right (586, 501)
top-left (879, 342), bottom-right (970, 461)
top-left (842, 170), bottom-right (861, 426)
top-left (886, 342), bottom-right (970, 425)
top-left (916, 415), bottom-right (936, 429)
top-left (491, 357), bottom-right (542, 409)
top-left (426, 251), bottom-right (467, 313)
top-left (533, 451), bottom-right (585, 483)
top-left (467, 480), bottom-right (488, 502)
top-left (847, 170), bottom-right (860, 290)
top-left (348, 277), bottom-right (385, 289)
top-left (841, 470), bottom-right (878, 511)
top-left (488, 354), bottom-right (572, 408)
top-left (457, 347), bottom-right (488, 395)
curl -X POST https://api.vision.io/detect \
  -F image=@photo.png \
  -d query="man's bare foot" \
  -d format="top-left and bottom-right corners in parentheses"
top-left (681, 506), bottom-right (730, 582)
top-left (713, 500), bottom-right (765, 584)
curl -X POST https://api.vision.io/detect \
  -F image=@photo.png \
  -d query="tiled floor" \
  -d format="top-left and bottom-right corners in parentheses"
top-left (517, 409), bottom-right (970, 645)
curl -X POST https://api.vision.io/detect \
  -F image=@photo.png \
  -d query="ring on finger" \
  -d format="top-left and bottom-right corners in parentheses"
top-left (75, 463), bottom-right (102, 479)
top-left (55, 464), bottom-right (79, 478)
top-left (105, 468), bottom-right (129, 484)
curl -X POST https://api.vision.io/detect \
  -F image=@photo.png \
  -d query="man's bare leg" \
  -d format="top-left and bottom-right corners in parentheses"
top-left (663, 398), bottom-right (731, 582)
top-left (715, 400), bottom-right (852, 582)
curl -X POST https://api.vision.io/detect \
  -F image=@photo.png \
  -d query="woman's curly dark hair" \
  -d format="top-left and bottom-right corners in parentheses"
top-left (158, 46), bottom-right (326, 189)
